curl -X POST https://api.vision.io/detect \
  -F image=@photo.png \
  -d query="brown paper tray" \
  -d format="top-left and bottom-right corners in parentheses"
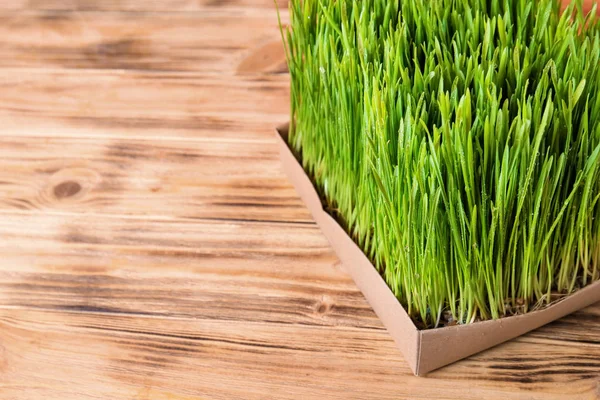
top-left (276, 123), bottom-right (600, 376)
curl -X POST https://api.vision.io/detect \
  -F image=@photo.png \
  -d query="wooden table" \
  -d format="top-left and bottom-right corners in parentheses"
top-left (0, 1), bottom-right (598, 399)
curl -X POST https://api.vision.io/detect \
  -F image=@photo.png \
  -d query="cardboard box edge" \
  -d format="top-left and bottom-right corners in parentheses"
top-left (417, 278), bottom-right (600, 375)
top-left (274, 123), bottom-right (600, 377)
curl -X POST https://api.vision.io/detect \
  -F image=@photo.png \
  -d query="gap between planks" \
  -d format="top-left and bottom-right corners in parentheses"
top-left (0, 304), bottom-right (384, 332)
top-left (0, 209), bottom-right (315, 226)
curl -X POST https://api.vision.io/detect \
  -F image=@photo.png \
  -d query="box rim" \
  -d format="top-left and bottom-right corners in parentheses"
top-left (275, 122), bottom-right (600, 375)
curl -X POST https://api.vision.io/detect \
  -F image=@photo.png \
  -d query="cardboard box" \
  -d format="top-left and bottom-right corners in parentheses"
top-left (276, 123), bottom-right (600, 376)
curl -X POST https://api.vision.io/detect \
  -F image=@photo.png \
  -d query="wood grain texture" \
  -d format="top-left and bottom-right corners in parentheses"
top-left (0, 136), bottom-right (311, 222)
top-left (0, 216), bottom-right (598, 399)
top-left (0, 11), bottom-right (288, 73)
top-left (0, 69), bottom-right (289, 140)
top-left (1, 307), bottom-right (598, 400)
top-left (0, 0), bottom-right (288, 12)
top-left (0, 0), bottom-right (598, 399)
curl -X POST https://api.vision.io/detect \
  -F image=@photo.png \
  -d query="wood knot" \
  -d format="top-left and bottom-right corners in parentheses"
top-left (43, 168), bottom-right (101, 207)
top-left (54, 180), bottom-right (82, 199)
top-left (315, 296), bottom-right (333, 315)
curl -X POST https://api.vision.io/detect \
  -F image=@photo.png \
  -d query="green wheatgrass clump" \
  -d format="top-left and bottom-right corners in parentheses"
top-left (281, 0), bottom-right (600, 328)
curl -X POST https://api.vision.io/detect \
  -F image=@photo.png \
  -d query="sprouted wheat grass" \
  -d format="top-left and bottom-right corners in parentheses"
top-left (280, 0), bottom-right (600, 327)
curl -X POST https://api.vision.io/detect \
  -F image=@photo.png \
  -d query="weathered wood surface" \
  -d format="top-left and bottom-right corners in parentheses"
top-left (0, 0), bottom-right (288, 12)
top-left (0, 12), bottom-right (288, 73)
top-left (0, 1), bottom-right (598, 399)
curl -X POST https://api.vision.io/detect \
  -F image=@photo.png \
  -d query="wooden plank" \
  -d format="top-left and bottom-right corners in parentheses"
top-left (0, 307), bottom-right (598, 399)
top-left (0, 213), bottom-right (376, 328)
top-left (0, 0), bottom-right (288, 12)
top-left (0, 136), bottom-right (311, 222)
top-left (0, 69), bottom-right (289, 141)
top-left (0, 213), bottom-right (327, 258)
top-left (0, 309), bottom-right (407, 400)
top-left (0, 11), bottom-right (288, 74)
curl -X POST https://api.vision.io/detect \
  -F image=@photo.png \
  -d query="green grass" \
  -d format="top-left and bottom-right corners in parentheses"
top-left (280, 0), bottom-right (600, 328)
